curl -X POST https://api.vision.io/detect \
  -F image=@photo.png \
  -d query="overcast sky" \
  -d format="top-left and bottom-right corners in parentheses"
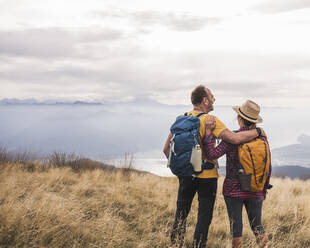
top-left (1, 0), bottom-right (310, 107)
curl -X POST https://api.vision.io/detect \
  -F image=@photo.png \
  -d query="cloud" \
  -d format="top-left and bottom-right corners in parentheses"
top-left (97, 10), bottom-right (220, 32)
top-left (0, 28), bottom-right (75, 58)
top-left (298, 134), bottom-right (310, 145)
top-left (2, 48), bottom-right (310, 106)
top-left (0, 22), bottom-right (309, 106)
top-left (1, 1), bottom-right (310, 109)
top-left (132, 11), bottom-right (220, 32)
top-left (78, 29), bottom-right (123, 43)
top-left (166, 14), bottom-right (219, 32)
top-left (251, 0), bottom-right (310, 14)
top-left (0, 28), bottom-right (124, 58)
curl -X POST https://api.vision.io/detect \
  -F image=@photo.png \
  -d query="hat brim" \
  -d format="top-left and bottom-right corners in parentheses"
top-left (232, 106), bottom-right (263, 123)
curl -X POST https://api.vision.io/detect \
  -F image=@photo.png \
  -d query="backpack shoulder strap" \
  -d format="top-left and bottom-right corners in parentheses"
top-left (197, 112), bottom-right (207, 118)
top-left (183, 112), bottom-right (206, 118)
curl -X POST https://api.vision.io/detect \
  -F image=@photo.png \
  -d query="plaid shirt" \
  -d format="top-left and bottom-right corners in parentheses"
top-left (202, 127), bottom-right (272, 199)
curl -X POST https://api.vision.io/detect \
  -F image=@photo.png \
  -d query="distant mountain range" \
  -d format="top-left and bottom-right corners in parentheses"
top-left (271, 165), bottom-right (310, 179)
top-left (0, 97), bottom-right (192, 111)
top-left (271, 134), bottom-right (310, 167)
top-left (0, 98), bottom-right (103, 105)
top-left (219, 165), bottom-right (310, 180)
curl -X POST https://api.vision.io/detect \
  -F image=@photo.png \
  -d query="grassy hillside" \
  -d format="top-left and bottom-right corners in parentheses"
top-left (0, 161), bottom-right (310, 248)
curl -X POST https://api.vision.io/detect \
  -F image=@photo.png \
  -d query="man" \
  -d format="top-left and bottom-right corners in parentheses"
top-left (163, 85), bottom-right (265, 248)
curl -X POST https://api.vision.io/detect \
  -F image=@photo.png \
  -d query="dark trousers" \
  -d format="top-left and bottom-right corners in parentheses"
top-left (171, 177), bottom-right (217, 248)
top-left (224, 196), bottom-right (265, 238)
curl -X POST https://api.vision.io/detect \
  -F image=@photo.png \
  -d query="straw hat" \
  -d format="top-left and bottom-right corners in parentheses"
top-left (232, 100), bottom-right (263, 123)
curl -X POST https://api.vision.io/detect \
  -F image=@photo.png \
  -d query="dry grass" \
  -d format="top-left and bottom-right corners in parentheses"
top-left (0, 161), bottom-right (309, 248)
top-left (0, 147), bottom-right (36, 165)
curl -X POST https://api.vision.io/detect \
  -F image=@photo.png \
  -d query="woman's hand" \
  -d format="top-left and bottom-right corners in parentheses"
top-left (205, 116), bottom-right (216, 135)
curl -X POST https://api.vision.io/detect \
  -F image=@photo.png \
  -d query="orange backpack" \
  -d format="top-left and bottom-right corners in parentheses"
top-left (238, 138), bottom-right (270, 192)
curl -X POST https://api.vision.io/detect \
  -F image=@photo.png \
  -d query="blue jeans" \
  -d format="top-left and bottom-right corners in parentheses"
top-left (224, 196), bottom-right (265, 237)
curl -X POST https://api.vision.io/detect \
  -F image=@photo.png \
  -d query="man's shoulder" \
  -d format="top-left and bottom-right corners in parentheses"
top-left (186, 111), bottom-right (225, 127)
top-left (187, 110), bottom-right (217, 118)
top-left (202, 113), bottom-right (216, 118)
top-left (199, 113), bottom-right (220, 121)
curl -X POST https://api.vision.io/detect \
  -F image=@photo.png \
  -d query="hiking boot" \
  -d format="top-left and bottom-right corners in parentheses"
top-left (232, 237), bottom-right (243, 248)
top-left (256, 233), bottom-right (270, 248)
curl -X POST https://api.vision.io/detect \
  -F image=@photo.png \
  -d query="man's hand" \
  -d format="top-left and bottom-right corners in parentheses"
top-left (205, 116), bottom-right (216, 135)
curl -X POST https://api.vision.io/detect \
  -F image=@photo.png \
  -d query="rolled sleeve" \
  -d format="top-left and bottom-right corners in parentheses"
top-left (203, 134), bottom-right (231, 160)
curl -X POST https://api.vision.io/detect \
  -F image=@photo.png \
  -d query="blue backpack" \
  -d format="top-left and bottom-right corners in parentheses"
top-left (168, 112), bottom-right (207, 176)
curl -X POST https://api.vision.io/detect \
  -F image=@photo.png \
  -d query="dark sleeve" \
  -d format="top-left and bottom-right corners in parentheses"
top-left (202, 133), bottom-right (233, 160)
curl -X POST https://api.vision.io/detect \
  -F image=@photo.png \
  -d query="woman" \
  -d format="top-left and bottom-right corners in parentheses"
top-left (203, 100), bottom-right (272, 248)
